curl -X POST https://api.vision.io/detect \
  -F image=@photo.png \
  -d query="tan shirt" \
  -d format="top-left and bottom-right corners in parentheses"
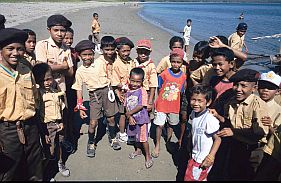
top-left (190, 64), bottom-right (215, 85)
top-left (35, 37), bottom-right (73, 91)
top-left (111, 55), bottom-right (136, 87)
top-left (0, 62), bottom-right (37, 122)
top-left (156, 55), bottom-right (187, 74)
top-left (91, 18), bottom-right (100, 33)
top-left (228, 32), bottom-right (245, 51)
top-left (225, 94), bottom-right (269, 144)
top-left (134, 58), bottom-right (158, 91)
top-left (95, 55), bottom-right (114, 83)
top-left (72, 59), bottom-right (110, 91)
top-left (20, 53), bottom-right (36, 70)
top-left (39, 88), bottom-right (65, 123)
top-left (263, 99), bottom-right (281, 161)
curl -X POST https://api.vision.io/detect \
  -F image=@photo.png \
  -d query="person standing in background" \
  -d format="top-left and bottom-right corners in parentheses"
top-left (182, 19), bottom-right (192, 57)
top-left (89, 13), bottom-right (101, 54)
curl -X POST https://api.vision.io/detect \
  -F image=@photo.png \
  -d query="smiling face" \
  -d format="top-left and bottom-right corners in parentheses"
top-left (233, 81), bottom-right (256, 102)
top-left (79, 49), bottom-right (94, 67)
top-left (0, 42), bottom-right (25, 70)
top-left (25, 35), bottom-right (36, 54)
top-left (212, 55), bottom-right (234, 77)
top-left (129, 74), bottom-right (143, 90)
top-left (118, 45), bottom-right (131, 61)
top-left (63, 31), bottom-right (73, 47)
top-left (48, 25), bottom-right (66, 44)
top-left (190, 93), bottom-right (211, 113)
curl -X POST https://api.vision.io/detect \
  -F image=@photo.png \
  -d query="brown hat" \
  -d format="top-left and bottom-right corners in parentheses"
top-left (0, 28), bottom-right (28, 49)
top-left (47, 14), bottom-right (72, 28)
top-left (229, 69), bottom-right (260, 83)
top-left (115, 37), bottom-right (134, 49)
top-left (75, 40), bottom-right (95, 53)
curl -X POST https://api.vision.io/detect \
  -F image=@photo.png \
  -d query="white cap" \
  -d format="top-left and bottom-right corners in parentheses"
top-left (259, 71), bottom-right (281, 88)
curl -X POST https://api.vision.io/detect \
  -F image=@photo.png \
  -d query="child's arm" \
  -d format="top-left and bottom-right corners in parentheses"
top-left (148, 87), bottom-right (156, 111)
top-left (209, 108), bottom-right (225, 123)
top-left (76, 90), bottom-right (88, 119)
top-left (200, 133), bottom-right (221, 170)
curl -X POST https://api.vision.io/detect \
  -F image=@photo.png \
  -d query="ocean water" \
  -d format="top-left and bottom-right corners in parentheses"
top-left (138, 2), bottom-right (281, 56)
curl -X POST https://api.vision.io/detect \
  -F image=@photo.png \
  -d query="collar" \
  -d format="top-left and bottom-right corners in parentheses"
top-left (266, 98), bottom-right (276, 107)
top-left (47, 37), bottom-right (68, 51)
top-left (136, 58), bottom-right (153, 68)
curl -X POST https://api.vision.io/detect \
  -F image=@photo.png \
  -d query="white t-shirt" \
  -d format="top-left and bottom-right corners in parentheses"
top-left (189, 109), bottom-right (220, 163)
top-left (183, 25), bottom-right (192, 38)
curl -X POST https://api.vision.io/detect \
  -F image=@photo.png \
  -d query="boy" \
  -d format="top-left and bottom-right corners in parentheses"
top-left (0, 28), bottom-right (43, 181)
top-left (228, 22), bottom-right (248, 53)
top-left (111, 37), bottom-right (136, 143)
top-left (72, 40), bottom-right (120, 157)
top-left (0, 14), bottom-right (5, 30)
top-left (184, 85), bottom-right (221, 181)
top-left (182, 19), bottom-right (192, 55)
top-left (125, 68), bottom-right (153, 169)
top-left (255, 71), bottom-right (281, 180)
top-left (32, 63), bottom-right (70, 178)
top-left (212, 69), bottom-right (269, 180)
top-left (22, 29), bottom-right (37, 69)
top-left (90, 12), bottom-right (101, 53)
top-left (151, 48), bottom-right (186, 158)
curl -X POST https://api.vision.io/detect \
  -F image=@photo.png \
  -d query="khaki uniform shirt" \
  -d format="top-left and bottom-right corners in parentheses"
top-left (225, 94), bottom-right (269, 145)
top-left (95, 55), bottom-right (114, 83)
top-left (111, 55), bottom-right (136, 87)
top-left (190, 64), bottom-right (215, 85)
top-left (134, 58), bottom-right (158, 91)
top-left (228, 32), bottom-right (245, 51)
top-left (91, 19), bottom-right (100, 33)
top-left (20, 53), bottom-right (36, 70)
top-left (274, 94), bottom-right (281, 106)
top-left (39, 88), bottom-right (65, 123)
top-left (156, 55), bottom-right (187, 74)
top-left (72, 59), bottom-right (110, 91)
top-left (263, 99), bottom-right (281, 162)
top-left (0, 62), bottom-right (37, 122)
top-left (35, 37), bottom-right (73, 92)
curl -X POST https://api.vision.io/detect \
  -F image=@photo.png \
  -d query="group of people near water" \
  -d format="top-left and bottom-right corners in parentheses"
top-left (0, 12), bottom-right (280, 181)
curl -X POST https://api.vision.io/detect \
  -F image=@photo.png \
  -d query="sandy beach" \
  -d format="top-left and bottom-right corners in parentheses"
top-left (1, 1), bottom-right (189, 181)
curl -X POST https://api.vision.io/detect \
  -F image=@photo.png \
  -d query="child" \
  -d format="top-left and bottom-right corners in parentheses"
top-left (0, 14), bottom-right (5, 30)
top-left (255, 71), bottom-right (281, 180)
top-left (156, 36), bottom-right (187, 75)
top-left (22, 29), bottom-right (37, 69)
top-left (72, 40), bottom-right (120, 157)
top-left (111, 37), bottom-right (136, 143)
top-left (182, 19), bottom-right (192, 55)
top-left (184, 85), bottom-right (221, 181)
top-left (90, 12), bottom-right (101, 53)
top-left (0, 28), bottom-right (43, 181)
top-left (212, 69), bottom-right (269, 180)
top-left (209, 47), bottom-right (236, 99)
top-left (125, 68), bottom-right (154, 169)
top-left (151, 48), bottom-right (186, 158)
top-left (228, 22), bottom-right (248, 53)
top-left (134, 39), bottom-right (158, 127)
top-left (32, 63), bottom-right (70, 178)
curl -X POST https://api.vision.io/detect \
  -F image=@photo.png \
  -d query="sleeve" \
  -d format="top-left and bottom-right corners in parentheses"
top-left (190, 67), bottom-right (204, 82)
top-left (181, 80), bottom-right (186, 93)
top-left (158, 74), bottom-right (164, 89)
top-left (253, 100), bottom-right (269, 136)
top-left (66, 50), bottom-right (73, 68)
top-left (71, 71), bottom-right (83, 91)
top-left (141, 88), bottom-right (148, 107)
top-left (35, 41), bottom-right (48, 63)
top-left (149, 64), bottom-right (158, 88)
top-left (111, 64), bottom-right (121, 87)
top-left (205, 114), bottom-right (220, 135)
top-left (156, 57), bottom-right (168, 74)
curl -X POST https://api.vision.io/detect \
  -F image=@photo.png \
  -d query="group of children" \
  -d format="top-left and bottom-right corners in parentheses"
top-left (0, 13), bottom-right (280, 182)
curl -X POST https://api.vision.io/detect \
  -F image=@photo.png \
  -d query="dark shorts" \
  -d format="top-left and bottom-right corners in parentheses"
top-left (46, 121), bottom-right (64, 155)
top-left (89, 86), bottom-right (119, 120)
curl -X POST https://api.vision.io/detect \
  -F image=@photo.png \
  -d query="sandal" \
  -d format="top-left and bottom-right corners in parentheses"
top-left (128, 151), bottom-right (142, 159)
top-left (151, 151), bottom-right (159, 158)
top-left (145, 159), bottom-right (154, 169)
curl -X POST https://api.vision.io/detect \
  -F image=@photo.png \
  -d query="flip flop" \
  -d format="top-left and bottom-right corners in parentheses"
top-left (151, 151), bottom-right (159, 158)
top-left (128, 151), bottom-right (142, 159)
top-left (145, 159), bottom-right (154, 169)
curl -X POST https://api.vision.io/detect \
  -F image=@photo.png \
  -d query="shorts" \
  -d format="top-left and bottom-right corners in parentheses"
top-left (184, 36), bottom-right (190, 46)
top-left (115, 92), bottom-right (125, 114)
top-left (89, 86), bottom-right (119, 120)
top-left (153, 111), bottom-right (179, 126)
top-left (184, 158), bottom-right (211, 181)
top-left (127, 123), bottom-right (148, 143)
top-left (46, 121), bottom-right (64, 155)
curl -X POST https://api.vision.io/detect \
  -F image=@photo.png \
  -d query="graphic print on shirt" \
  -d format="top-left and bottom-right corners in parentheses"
top-left (162, 82), bottom-right (180, 101)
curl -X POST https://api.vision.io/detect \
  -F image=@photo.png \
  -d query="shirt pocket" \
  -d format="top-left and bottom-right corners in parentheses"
top-left (21, 81), bottom-right (35, 102)
top-left (243, 112), bottom-right (252, 128)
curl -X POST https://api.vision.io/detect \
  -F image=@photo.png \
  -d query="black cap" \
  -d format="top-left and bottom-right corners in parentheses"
top-left (75, 40), bottom-right (95, 53)
top-left (114, 37), bottom-right (134, 48)
top-left (0, 14), bottom-right (6, 30)
top-left (229, 69), bottom-right (260, 83)
top-left (0, 28), bottom-right (28, 49)
top-left (237, 22), bottom-right (248, 31)
top-left (47, 14), bottom-right (72, 28)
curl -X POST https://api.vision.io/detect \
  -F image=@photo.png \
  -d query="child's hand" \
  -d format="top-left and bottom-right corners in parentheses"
top-left (217, 128), bottom-right (233, 137)
top-left (62, 57), bottom-right (69, 70)
top-left (45, 135), bottom-right (51, 144)
top-left (57, 123), bottom-right (64, 132)
top-left (117, 91), bottom-right (125, 103)
top-left (147, 104), bottom-right (153, 112)
top-left (261, 116), bottom-right (272, 127)
top-left (200, 154), bottom-right (214, 170)
top-left (80, 110), bottom-right (88, 119)
top-left (209, 36), bottom-right (226, 48)
top-left (128, 116), bottom-right (136, 125)
top-left (209, 109), bottom-right (218, 118)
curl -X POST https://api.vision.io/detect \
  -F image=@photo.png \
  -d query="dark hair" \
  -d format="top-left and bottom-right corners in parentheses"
top-left (216, 35), bottom-right (228, 46)
top-left (101, 36), bottom-right (116, 49)
top-left (93, 13), bottom-right (98, 17)
top-left (187, 19), bottom-right (192, 23)
top-left (190, 84), bottom-right (215, 103)
top-left (32, 63), bottom-right (52, 85)
top-left (211, 47), bottom-right (234, 62)
top-left (130, 67), bottom-right (145, 81)
top-left (22, 29), bottom-right (36, 36)
top-left (66, 27), bottom-right (74, 34)
top-left (193, 41), bottom-right (210, 60)
top-left (169, 36), bottom-right (184, 50)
